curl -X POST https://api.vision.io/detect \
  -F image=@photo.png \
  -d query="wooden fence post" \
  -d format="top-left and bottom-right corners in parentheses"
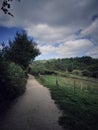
top-left (56, 75), bottom-right (59, 86)
top-left (80, 82), bottom-right (83, 90)
top-left (74, 80), bottom-right (76, 94)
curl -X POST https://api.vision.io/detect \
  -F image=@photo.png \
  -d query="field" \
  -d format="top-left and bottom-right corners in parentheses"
top-left (37, 75), bottom-right (98, 130)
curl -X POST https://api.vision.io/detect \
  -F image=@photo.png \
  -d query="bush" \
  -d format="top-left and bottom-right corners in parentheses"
top-left (72, 70), bottom-right (82, 76)
top-left (82, 70), bottom-right (91, 77)
top-left (6, 62), bottom-right (27, 99)
top-left (28, 65), bottom-right (60, 76)
top-left (0, 62), bottom-right (27, 100)
top-left (91, 71), bottom-right (98, 78)
top-left (0, 59), bottom-right (9, 100)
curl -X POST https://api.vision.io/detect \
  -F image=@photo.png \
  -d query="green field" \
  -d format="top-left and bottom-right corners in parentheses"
top-left (37, 75), bottom-right (98, 130)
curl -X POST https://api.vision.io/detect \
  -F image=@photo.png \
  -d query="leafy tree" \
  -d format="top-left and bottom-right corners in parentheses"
top-left (4, 32), bottom-right (40, 69)
top-left (30, 56), bottom-right (98, 78)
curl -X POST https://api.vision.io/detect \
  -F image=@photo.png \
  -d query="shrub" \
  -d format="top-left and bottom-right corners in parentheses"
top-left (0, 62), bottom-right (27, 100)
top-left (92, 71), bottom-right (98, 78)
top-left (82, 70), bottom-right (91, 77)
top-left (6, 62), bottom-right (27, 99)
top-left (72, 70), bottom-right (82, 76)
top-left (0, 59), bottom-right (9, 100)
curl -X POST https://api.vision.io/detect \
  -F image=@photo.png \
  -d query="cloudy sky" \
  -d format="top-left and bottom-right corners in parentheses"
top-left (0, 0), bottom-right (98, 60)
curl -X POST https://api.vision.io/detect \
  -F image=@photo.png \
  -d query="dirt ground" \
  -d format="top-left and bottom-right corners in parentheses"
top-left (0, 75), bottom-right (64, 130)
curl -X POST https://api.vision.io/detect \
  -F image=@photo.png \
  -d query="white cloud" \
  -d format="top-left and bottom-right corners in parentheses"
top-left (39, 45), bottom-right (57, 55)
top-left (25, 24), bottom-right (73, 43)
top-left (37, 39), bottom-right (94, 59)
top-left (57, 39), bottom-right (93, 57)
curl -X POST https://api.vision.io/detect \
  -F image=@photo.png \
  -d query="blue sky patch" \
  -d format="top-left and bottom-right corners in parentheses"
top-left (0, 26), bottom-right (22, 44)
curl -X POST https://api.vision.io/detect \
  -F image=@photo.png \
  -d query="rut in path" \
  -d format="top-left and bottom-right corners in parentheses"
top-left (0, 75), bottom-right (64, 130)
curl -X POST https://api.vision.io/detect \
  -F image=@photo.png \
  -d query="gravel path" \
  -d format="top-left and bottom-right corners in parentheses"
top-left (0, 75), bottom-right (64, 130)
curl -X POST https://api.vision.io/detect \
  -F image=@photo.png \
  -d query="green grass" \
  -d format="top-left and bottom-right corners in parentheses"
top-left (37, 75), bottom-right (98, 130)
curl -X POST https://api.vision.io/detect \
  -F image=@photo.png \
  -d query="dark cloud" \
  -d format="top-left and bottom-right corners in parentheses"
top-left (91, 14), bottom-right (98, 21)
top-left (1, 0), bottom-right (97, 27)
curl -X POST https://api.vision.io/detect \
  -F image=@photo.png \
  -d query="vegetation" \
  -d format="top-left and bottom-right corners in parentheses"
top-left (0, 61), bottom-right (26, 100)
top-left (37, 75), bottom-right (98, 130)
top-left (30, 57), bottom-right (98, 130)
top-left (6, 62), bottom-right (27, 99)
top-left (3, 32), bottom-right (40, 69)
top-left (0, 31), bottom-right (40, 102)
top-left (29, 56), bottom-right (98, 79)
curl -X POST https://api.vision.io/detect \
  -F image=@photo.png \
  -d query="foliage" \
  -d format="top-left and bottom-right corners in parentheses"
top-left (38, 75), bottom-right (98, 130)
top-left (28, 61), bottom-right (66, 76)
top-left (1, 0), bottom-right (20, 17)
top-left (0, 31), bottom-right (40, 101)
top-left (72, 69), bottom-right (82, 76)
top-left (82, 70), bottom-right (91, 77)
top-left (0, 58), bottom-right (9, 99)
top-left (0, 61), bottom-right (27, 100)
top-left (28, 64), bottom-right (57, 76)
top-left (28, 61), bottom-right (46, 75)
top-left (31, 56), bottom-right (98, 78)
top-left (4, 32), bottom-right (40, 69)
top-left (6, 62), bottom-right (27, 99)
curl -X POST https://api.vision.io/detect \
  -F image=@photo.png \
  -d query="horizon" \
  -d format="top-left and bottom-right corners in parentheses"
top-left (34, 56), bottom-right (98, 61)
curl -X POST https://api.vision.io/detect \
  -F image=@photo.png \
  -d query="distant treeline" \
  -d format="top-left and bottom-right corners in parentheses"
top-left (29, 56), bottom-right (98, 78)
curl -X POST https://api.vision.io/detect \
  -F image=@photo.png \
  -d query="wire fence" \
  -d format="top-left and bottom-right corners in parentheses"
top-left (55, 76), bottom-right (98, 94)
top-left (39, 74), bottom-right (98, 94)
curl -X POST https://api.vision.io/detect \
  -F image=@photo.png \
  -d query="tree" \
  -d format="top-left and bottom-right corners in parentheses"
top-left (4, 31), bottom-right (40, 69)
top-left (1, 0), bottom-right (20, 17)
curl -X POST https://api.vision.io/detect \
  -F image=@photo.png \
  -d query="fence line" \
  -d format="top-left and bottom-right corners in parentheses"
top-left (55, 75), bottom-right (97, 94)
top-left (39, 75), bottom-right (97, 94)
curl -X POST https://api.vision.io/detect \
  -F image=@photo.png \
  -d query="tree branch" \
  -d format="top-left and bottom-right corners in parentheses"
top-left (1, 0), bottom-right (20, 17)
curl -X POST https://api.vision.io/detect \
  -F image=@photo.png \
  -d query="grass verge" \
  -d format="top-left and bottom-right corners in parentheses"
top-left (37, 75), bottom-right (98, 130)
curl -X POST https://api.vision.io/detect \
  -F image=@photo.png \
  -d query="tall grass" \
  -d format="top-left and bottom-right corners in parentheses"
top-left (37, 75), bottom-right (98, 130)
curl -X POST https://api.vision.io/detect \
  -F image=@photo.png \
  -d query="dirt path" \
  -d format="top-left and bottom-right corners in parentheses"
top-left (0, 75), bottom-right (64, 130)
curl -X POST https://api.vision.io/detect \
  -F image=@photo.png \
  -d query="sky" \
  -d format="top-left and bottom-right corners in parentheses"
top-left (0, 0), bottom-right (98, 60)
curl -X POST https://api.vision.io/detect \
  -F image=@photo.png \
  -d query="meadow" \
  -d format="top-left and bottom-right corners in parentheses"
top-left (37, 75), bottom-right (98, 130)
